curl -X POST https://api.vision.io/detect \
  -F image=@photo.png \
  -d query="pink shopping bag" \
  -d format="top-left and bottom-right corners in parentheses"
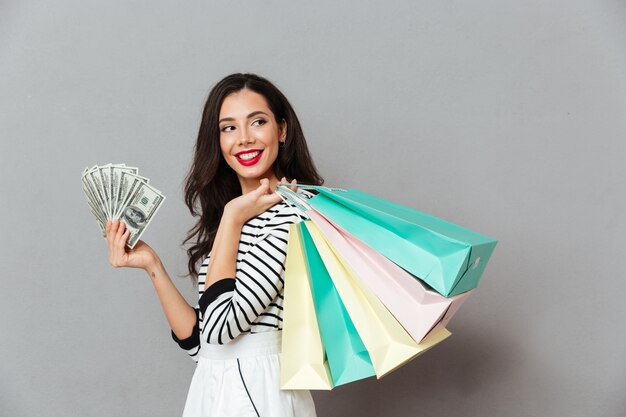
top-left (308, 210), bottom-right (472, 343)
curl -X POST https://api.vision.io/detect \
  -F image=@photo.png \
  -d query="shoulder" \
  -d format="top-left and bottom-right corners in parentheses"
top-left (256, 201), bottom-right (307, 228)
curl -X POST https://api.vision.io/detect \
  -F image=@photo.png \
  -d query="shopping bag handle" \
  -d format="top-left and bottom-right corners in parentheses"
top-left (276, 183), bottom-right (346, 213)
top-left (275, 185), bottom-right (313, 213)
top-left (276, 183), bottom-right (345, 193)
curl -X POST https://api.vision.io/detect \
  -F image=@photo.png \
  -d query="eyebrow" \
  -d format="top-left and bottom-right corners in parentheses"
top-left (218, 111), bottom-right (269, 124)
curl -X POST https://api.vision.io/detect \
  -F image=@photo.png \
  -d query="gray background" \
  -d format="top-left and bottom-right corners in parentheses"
top-left (1, 1), bottom-right (624, 416)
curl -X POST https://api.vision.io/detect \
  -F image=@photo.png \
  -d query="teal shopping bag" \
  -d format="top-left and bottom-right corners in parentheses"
top-left (279, 186), bottom-right (497, 297)
top-left (298, 221), bottom-right (376, 386)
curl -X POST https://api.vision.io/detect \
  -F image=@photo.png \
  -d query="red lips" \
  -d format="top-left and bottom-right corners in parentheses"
top-left (234, 149), bottom-right (264, 166)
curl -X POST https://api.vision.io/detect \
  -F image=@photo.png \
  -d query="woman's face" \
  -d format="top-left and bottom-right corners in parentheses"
top-left (218, 88), bottom-right (286, 193)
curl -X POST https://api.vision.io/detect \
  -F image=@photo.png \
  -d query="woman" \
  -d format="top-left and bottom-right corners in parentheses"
top-left (105, 73), bottom-right (323, 416)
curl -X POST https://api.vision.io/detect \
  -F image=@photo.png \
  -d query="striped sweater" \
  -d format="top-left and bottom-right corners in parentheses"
top-left (171, 197), bottom-right (308, 361)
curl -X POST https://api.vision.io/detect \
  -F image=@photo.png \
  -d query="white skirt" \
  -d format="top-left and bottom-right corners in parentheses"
top-left (182, 331), bottom-right (316, 417)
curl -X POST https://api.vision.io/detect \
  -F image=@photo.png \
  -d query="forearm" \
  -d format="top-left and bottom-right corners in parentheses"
top-left (205, 212), bottom-right (244, 288)
top-left (148, 260), bottom-right (197, 340)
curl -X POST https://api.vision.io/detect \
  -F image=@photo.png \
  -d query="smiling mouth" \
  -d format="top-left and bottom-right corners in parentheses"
top-left (237, 150), bottom-right (261, 161)
top-left (235, 150), bottom-right (264, 166)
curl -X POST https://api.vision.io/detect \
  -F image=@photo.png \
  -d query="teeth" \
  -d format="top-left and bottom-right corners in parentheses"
top-left (238, 151), bottom-right (261, 161)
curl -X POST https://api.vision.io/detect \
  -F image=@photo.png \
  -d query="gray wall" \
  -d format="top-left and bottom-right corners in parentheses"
top-left (1, 1), bottom-right (625, 416)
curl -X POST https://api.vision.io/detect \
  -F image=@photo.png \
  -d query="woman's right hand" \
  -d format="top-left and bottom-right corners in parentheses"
top-left (106, 220), bottom-right (160, 271)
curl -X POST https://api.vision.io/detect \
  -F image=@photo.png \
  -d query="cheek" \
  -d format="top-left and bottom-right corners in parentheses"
top-left (219, 136), bottom-right (231, 156)
top-left (261, 128), bottom-right (280, 148)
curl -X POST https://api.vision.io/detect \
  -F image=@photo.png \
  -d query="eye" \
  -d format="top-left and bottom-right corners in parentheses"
top-left (220, 125), bottom-right (235, 132)
top-left (252, 119), bottom-right (267, 126)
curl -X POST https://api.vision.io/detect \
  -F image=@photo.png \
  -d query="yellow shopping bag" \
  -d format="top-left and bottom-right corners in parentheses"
top-left (305, 222), bottom-right (451, 378)
top-left (280, 224), bottom-right (333, 390)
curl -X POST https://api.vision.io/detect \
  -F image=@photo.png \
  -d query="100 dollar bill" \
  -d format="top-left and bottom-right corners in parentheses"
top-left (81, 164), bottom-right (165, 248)
top-left (118, 180), bottom-right (165, 248)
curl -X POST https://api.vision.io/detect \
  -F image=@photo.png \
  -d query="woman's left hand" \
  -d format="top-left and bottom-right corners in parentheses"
top-left (224, 177), bottom-right (297, 225)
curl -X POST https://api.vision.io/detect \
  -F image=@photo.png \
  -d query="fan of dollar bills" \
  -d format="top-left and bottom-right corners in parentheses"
top-left (80, 164), bottom-right (165, 249)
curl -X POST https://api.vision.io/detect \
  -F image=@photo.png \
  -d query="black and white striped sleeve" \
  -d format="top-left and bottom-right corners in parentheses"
top-left (170, 304), bottom-right (201, 362)
top-left (200, 204), bottom-right (306, 344)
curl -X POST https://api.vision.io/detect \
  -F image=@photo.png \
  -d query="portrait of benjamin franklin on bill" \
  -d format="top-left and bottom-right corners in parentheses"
top-left (122, 205), bottom-right (147, 229)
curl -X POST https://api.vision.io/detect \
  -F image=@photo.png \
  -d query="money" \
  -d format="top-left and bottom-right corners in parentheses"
top-left (80, 164), bottom-right (165, 249)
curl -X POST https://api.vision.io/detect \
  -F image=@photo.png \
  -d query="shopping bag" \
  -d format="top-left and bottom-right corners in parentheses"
top-left (277, 185), bottom-right (497, 297)
top-left (308, 210), bottom-right (471, 343)
top-left (299, 222), bottom-right (376, 387)
top-left (305, 221), bottom-right (452, 377)
top-left (280, 224), bottom-right (333, 390)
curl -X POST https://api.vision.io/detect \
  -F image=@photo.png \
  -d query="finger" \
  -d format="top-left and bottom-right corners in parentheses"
top-left (107, 220), bottom-right (118, 251)
top-left (120, 228), bottom-right (131, 249)
top-left (108, 221), bottom-right (121, 266)
top-left (256, 178), bottom-right (271, 195)
top-left (110, 222), bottom-right (125, 265)
top-left (116, 221), bottom-right (126, 242)
top-left (106, 220), bottom-right (113, 240)
top-left (289, 178), bottom-right (298, 192)
top-left (112, 226), bottom-right (131, 267)
top-left (109, 219), bottom-right (120, 240)
top-left (114, 222), bottom-right (126, 252)
top-left (262, 191), bottom-right (284, 206)
top-left (107, 221), bottom-right (115, 265)
top-left (277, 177), bottom-right (288, 192)
top-left (105, 220), bottom-right (112, 247)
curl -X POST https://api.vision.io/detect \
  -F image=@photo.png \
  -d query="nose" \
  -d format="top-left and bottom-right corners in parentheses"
top-left (238, 126), bottom-right (255, 146)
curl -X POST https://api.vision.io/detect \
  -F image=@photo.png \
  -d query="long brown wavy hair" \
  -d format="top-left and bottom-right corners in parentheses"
top-left (183, 73), bottom-right (324, 282)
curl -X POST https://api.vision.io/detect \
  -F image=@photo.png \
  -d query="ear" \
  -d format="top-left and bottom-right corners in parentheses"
top-left (279, 119), bottom-right (287, 142)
